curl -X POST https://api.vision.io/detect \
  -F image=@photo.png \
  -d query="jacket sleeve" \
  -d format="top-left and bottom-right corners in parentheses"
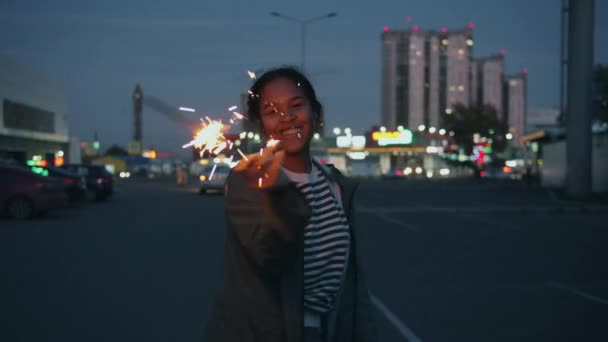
top-left (224, 170), bottom-right (306, 274)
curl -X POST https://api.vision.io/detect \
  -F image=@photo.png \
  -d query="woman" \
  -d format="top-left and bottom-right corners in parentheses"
top-left (204, 67), bottom-right (377, 342)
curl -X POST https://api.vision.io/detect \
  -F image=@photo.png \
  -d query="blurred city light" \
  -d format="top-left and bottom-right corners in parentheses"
top-left (418, 125), bottom-right (426, 131)
top-left (380, 126), bottom-right (386, 132)
top-left (344, 128), bottom-right (352, 135)
top-left (439, 129), bottom-right (446, 135)
top-left (506, 133), bottom-right (513, 140)
top-left (313, 133), bottom-right (320, 140)
top-left (429, 127), bottom-right (436, 133)
top-left (333, 127), bottom-right (341, 135)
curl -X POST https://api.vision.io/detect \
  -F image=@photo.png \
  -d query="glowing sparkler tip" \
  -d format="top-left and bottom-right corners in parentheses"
top-left (297, 132), bottom-right (301, 139)
top-left (266, 139), bottom-right (280, 147)
top-left (258, 177), bottom-right (263, 188)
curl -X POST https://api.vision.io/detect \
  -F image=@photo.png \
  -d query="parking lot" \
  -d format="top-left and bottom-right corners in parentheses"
top-left (1, 177), bottom-right (607, 341)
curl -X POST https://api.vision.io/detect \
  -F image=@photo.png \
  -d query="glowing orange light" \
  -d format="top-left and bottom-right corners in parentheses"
top-left (54, 157), bottom-right (65, 167)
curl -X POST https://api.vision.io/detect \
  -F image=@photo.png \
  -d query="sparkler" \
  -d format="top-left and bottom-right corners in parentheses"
top-left (228, 105), bottom-right (237, 111)
top-left (266, 138), bottom-right (280, 147)
top-left (247, 70), bottom-right (256, 79)
top-left (182, 119), bottom-right (227, 155)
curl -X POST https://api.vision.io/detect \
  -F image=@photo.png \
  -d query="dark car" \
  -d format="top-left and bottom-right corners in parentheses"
top-left (28, 165), bottom-right (87, 201)
top-left (61, 164), bottom-right (114, 200)
top-left (198, 164), bottom-right (231, 194)
top-left (0, 165), bottom-right (68, 219)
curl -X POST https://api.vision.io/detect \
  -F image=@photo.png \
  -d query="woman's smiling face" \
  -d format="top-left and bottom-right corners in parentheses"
top-left (258, 77), bottom-right (315, 154)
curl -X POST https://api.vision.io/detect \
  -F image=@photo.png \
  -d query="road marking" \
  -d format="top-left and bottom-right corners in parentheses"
top-left (547, 281), bottom-right (608, 305)
top-left (370, 292), bottom-right (423, 342)
top-left (359, 208), bottom-right (419, 231)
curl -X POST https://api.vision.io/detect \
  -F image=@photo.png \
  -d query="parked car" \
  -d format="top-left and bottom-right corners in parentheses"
top-left (28, 165), bottom-right (87, 201)
top-left (0, 165), bottom-right (68, 219)
top-left (198, 164), bottom-right (231, 194)
top-left (61, 164), bottom-right (114, 200)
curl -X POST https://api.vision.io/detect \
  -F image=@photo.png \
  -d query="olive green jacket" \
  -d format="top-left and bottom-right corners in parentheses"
top-left (204, 160), bottom-right (377, 342)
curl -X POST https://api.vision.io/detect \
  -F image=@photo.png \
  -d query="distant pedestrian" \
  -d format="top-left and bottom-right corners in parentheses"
top-left (204, 67), bottom-right (377, 342)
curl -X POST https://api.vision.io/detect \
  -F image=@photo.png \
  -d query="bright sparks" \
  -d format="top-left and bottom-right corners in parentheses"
top-left (233, 112), bottom-right (245, 120)
top-left (209, 164), bottom-right (217, 180)
top-left (179, 106), bottom-right (196, 112)
top-left (228, 105), bottom-right (237, 111)
top-left (237, 148), bottom-right (248, 161)
top-left (182, 119), bottom-right (227, 157)
top-left (266, 138), bottom-right (280, 147)
top-left (247, 70), bottom-right (256, 79)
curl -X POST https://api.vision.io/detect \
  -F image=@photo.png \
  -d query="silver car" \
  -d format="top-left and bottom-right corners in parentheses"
top-left (199, 164), bottom-right (231, 194)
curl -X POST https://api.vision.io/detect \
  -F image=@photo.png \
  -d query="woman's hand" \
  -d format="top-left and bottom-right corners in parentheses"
top-left (233, 141), bottom-right (285, 190)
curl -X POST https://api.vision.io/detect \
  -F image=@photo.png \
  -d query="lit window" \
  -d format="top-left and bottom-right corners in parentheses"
top-left (441, 39), bottom-right (448, 46)
top-left (466, 39), bottom-right (474, 46)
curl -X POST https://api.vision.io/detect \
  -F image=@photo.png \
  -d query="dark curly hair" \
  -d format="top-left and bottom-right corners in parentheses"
top-left (246, 67), bottom-right (324, 134)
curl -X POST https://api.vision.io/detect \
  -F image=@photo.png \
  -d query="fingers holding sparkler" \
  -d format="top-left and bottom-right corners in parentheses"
top-left (233, 140), bottom-right (285, 189)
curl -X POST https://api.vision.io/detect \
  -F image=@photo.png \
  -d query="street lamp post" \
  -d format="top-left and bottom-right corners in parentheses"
top-left (269, 11), bottom-right (337, 71)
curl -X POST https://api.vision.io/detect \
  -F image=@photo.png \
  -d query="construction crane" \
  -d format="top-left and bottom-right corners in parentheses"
top-left (130, 84), bottom-right (199, 155)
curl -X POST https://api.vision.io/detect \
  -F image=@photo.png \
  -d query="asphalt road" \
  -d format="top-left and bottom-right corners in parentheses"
top-left (1, 177), bottom-right (607, 342)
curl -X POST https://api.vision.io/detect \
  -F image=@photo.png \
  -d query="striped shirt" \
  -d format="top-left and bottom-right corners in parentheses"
top-left (283, 165), bottom-right (350, 314)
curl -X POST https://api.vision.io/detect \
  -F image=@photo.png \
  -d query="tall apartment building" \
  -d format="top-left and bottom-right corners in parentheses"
top-left (439, 28), bottom-right (474, 115)
top-left (504, 72), bottom-right (527, 144)
top-left (381, 26), bottom-right (473, 130)
top-left (473, 54), bottom-right (505, 119)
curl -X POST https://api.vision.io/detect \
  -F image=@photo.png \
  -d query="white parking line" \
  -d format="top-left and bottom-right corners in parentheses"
top-left (360, 210), bottom-right (420, 232)
top-left (358, 206), bottom-right (420, 231)
top-left (370, 293), bottom-right (423, 342)
top-left (547, 281), bottom-right (608, 305)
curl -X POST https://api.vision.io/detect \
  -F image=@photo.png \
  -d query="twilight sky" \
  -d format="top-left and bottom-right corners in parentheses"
top-left (1, 0), bottom-right (606, 157)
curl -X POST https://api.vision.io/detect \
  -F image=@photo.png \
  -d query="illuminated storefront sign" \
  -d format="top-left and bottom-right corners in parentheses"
top-left (371, 130), bottom-right (413, 146)
top-left (336, 135), bottom-right (366, 149)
